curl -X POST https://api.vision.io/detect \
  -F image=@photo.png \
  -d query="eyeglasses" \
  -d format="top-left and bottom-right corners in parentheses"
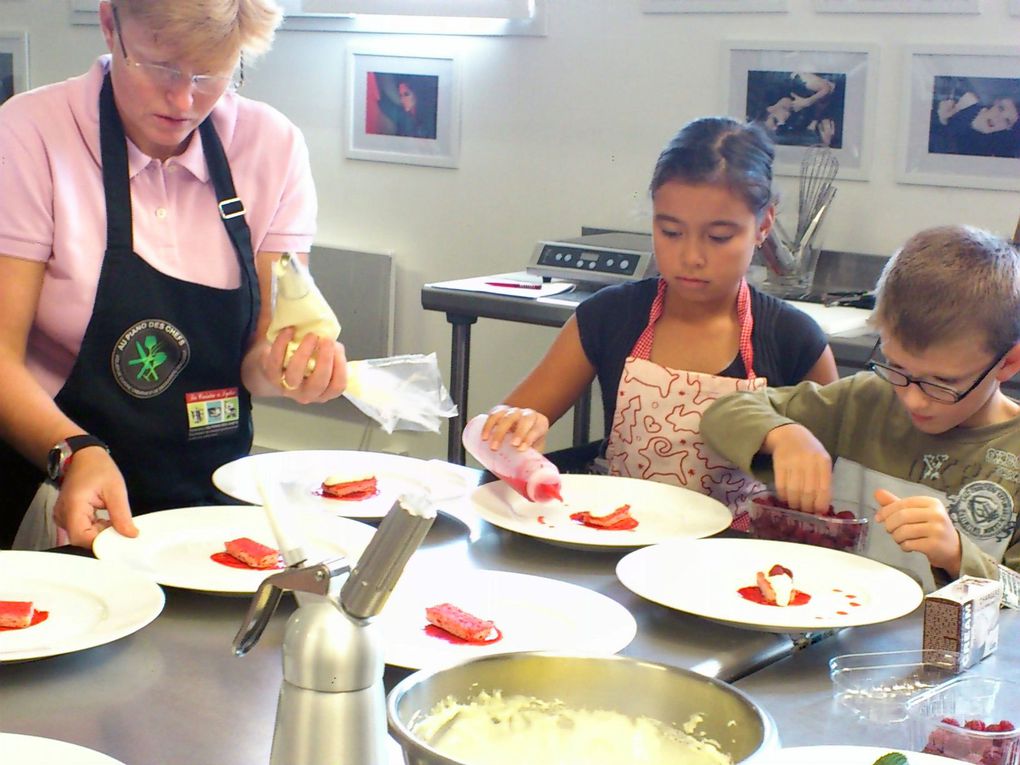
top-left (112, 5), bottom-right (243, 95)
top-left (867, 340), bottom-right (1006, 404)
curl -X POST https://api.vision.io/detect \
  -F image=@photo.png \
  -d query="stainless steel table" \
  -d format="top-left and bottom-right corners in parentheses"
top-left (2, 500), bottom-right (1015, 764)
top-left (735, 608), bottom-right (1019, 751)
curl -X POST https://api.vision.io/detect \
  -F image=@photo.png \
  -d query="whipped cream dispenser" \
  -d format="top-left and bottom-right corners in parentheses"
top-left (233, 482), bottom-right (436, 764)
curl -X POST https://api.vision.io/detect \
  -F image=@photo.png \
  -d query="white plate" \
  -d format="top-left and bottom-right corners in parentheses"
top-left (376, 567), bottom-right (637, 669)
top-left (93, 505), bottom-right (376, 594)
top-left (757, 745), bottom-right (965, 764)
top-left (0, 733), bottom-right (127, 764)
top-left (467, 474), bottom-right (732, 549)
top-left (616, 538), bottom-right (923, 633)
top-left (212, 450), bottom-right (471, 519)
top-left (0, 552), bottom-right (164, 663)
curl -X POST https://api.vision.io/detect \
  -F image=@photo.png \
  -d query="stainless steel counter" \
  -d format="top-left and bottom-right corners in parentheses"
top-left (736, 608), bottom-right (1019, 751)
top-left (2, 503), bottom-right (1015, 764)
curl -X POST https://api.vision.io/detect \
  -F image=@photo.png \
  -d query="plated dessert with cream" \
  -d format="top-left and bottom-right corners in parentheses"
top-left (738, 564), bottom-right (811, 607)
top-left (319, 473), bottom-right (379, 501)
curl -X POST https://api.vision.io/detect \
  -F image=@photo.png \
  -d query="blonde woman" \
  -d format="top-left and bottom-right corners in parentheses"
top-left (0, 1), bottom-right (346, 548)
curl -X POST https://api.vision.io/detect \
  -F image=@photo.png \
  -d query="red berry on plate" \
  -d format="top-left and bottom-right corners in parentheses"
top-left (965, 719), bottom-right (987, 731)
top-left (941, 717), bottom-right (960, 727)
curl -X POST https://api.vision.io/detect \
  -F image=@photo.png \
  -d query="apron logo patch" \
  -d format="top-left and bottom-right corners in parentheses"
top-left (949, 480), bottom-right (1015, 543)
top-left (111, 319), bottom-right (191, 398)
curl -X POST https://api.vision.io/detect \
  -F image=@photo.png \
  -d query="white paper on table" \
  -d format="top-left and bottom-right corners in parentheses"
top-left (428, 273), bottom-right (576, 299)
top-left (785, 301), bottom-right (873, 337)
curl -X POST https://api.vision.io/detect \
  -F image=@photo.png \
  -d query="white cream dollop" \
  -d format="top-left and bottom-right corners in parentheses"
top-left (766, 572), bottom-right (794, 607)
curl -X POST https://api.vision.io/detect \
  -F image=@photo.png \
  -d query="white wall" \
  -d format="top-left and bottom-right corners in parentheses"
top-left (5, 0), bottom-right (1019, 460)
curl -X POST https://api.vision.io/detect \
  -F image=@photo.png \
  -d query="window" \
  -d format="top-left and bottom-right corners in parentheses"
top-left (283, 0), bottom-right (546, 34)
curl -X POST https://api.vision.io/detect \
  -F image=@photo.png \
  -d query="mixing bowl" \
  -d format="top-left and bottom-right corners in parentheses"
top-left (387, 652), bottom-right (779, 765)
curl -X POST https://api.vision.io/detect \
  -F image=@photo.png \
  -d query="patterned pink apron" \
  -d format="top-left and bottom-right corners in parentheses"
top-left (604, 279), bottom-right (767, 514)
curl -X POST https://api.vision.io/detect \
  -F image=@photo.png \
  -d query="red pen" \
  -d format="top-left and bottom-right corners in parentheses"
top-left (485, 281), bottom-right (542, 290)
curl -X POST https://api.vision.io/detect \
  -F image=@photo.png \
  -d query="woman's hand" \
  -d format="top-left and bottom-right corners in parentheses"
top-left (53, 447), bottom-right (137, 548)
top-left (763, 423), bottom-right (833, 513)
top-left (262, 326), bottom-right (347, 404)
top-left (874, 489), bottom-right (962, 577)
top-left (481, 405), bottom-right (549, 452)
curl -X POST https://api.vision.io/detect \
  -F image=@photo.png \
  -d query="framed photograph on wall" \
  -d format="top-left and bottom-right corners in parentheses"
top-left (723, 41), bottom-right (877, 180)
top-left (897, 46), bottom-right (1020, 191)
top-left (0, 31), bottom-right (29, 107)
top-left (814, 0), bottom-right (978, 13)
top-left (642, 0), bottom-right (787, 12)
top-left (346, 48), bottom-right (460, 168)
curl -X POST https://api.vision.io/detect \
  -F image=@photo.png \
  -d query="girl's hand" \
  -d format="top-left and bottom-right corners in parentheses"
top-left (482, 405), bottom-right (549, 452)
top-left (874, 489), bottom-right (962, 576)
top-left (763, 423), bottom-right (833, 513)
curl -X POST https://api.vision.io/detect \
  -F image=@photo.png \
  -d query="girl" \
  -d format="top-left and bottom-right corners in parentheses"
top-left (477, 116), bottom-right (839, 508)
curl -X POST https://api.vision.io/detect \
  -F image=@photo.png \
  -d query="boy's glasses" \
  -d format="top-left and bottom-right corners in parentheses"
top-left (112, 5), bottom-right (243, 95)
top-left (867, 341), bottom-right (1006, 404)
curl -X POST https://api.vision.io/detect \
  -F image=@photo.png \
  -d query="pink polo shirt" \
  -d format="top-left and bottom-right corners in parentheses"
top-left (0, 56), bottom-right (317, 396)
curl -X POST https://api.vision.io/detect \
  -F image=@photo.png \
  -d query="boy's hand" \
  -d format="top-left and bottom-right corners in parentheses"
top-left (763, 423), bottom-right (833, 513)
top-left (874, 489), bottom-right (962, 577)
top-left (482, 405), bottom-right (549, 452)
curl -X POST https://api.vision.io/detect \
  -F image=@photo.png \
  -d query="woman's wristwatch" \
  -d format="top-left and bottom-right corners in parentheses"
top-left (46, 435), bottom-right (110, 485)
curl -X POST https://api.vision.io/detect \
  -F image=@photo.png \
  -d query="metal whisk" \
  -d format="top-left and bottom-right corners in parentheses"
top-left (796, 147), bottom-right (839, 244)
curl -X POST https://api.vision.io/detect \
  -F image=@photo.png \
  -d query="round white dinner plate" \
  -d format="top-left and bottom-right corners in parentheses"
top-left (0, 551), bottom-right (164, 663)
top-left (93, 505), bottom-right (375, 594)
top-left (376, 567), bottom-right (637, 669)
top-left (0, 733), bottom-right (127, 764)
top-left (616, 538), bottom-right (923, 633)
top-left (212, 450), bottom-right (472, 519)
top-left (466, 474), bottom-right (732, 549)
top-left (756, 745), bottom-right (965, 764)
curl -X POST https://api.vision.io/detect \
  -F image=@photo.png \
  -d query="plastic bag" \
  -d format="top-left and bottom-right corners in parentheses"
top-left (265, 254), bottom-right (456, 433)
top-left (344, 353), bottom-right (458, 434)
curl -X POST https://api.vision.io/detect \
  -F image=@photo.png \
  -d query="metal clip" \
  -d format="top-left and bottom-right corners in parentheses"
top-left (218, 196), bottom-right (246, 220)
top-left (232, 556), bottom-right (350, 657)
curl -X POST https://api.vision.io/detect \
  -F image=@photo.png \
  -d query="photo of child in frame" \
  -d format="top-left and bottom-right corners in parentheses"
top-left (745, 69), bottom-right (847, 149)
top-left (928, 74), bottom-right (1020, 159)
top-left (363, 70), bottom-right (439, 140)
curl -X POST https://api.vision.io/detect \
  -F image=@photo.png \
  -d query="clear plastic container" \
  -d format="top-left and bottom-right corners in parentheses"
top-left (739, 492), bottom-right (869, 553)
top-left (908, 676), bottom-right (1020, 765)
top-left (829, 649), bottom-right (960, 724)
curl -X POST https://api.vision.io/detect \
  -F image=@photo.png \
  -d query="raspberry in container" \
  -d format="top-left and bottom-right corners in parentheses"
top-left (907, 676), bottom-right (1020, 765)
top-left (737, 491), bottom-right (869, 554)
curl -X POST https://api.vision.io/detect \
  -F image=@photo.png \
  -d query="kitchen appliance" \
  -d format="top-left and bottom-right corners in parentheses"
top-left (388, 652), bottom-right (779, 765)
top-left (233, 484), bottom-right (435, 765)
top-left (527, 232), bottom-right (656, 286)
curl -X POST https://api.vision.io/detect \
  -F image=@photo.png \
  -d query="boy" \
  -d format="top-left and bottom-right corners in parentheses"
top-left (702, 225), bottom-right (1020, 591)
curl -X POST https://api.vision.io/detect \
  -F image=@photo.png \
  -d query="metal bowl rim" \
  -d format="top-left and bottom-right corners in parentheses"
top-left (386, 650), bottom-right (779, 764)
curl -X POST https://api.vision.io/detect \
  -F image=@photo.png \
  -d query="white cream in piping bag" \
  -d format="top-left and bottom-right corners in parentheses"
top-left (265, 252), bottom-right (341, 373)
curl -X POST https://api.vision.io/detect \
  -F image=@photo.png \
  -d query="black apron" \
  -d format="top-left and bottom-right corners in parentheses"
top-left (0, 74), bottom-right (259, 547)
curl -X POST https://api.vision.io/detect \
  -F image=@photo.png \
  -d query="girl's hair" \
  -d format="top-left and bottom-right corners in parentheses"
top-left (112, 0), bottom-right (282, 70)
top-left (873, 225), bottom-right (1020, 355)
top-left (650, 116), bottom-right (775, 218)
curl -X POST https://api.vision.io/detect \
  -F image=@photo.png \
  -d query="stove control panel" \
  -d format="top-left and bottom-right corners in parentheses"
top-left (527, 232), bottom-right (656, 286)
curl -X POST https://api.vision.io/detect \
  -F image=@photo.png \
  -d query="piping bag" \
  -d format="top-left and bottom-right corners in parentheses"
top-left (267, 253), bottom-right (457, 434)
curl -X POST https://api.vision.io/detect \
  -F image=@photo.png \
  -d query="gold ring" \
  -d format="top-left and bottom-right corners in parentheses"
top-left (280, 374), bottom-right (298, 391)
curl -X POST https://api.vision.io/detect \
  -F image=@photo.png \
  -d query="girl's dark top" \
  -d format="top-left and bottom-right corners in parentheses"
top-left (575, 278), bottom-right (829, 438)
